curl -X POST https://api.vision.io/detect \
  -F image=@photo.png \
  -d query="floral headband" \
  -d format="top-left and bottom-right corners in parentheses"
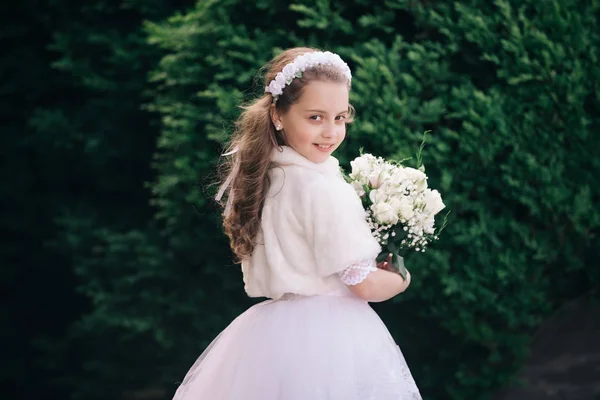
top-left (265, 51), bottom-right (352, 103)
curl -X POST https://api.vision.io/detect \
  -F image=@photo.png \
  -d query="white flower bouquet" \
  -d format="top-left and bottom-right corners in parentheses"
top-left (345, 138), bottom-right (449, 279)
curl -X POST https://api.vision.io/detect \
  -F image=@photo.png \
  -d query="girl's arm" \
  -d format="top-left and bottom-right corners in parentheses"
top-left (346, 268), bottom-right (411, 302)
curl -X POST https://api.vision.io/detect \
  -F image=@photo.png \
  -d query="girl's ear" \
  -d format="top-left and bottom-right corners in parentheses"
top-left (270, 104), bottom-right (282, 128)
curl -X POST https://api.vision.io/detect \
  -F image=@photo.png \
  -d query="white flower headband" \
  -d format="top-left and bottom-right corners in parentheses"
top-left (265, 51), bottom-right (352, 103)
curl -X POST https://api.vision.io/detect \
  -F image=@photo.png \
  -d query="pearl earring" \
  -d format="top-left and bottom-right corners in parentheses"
top-left (276, 125), bottom-right (282, 131)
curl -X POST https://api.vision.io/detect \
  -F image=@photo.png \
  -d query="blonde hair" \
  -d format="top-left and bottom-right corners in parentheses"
top-left (218, 47), bottom-right (354, 262)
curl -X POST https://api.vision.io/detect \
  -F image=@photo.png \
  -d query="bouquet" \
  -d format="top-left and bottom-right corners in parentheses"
top-left (345, 139), bottom-right (448, 279)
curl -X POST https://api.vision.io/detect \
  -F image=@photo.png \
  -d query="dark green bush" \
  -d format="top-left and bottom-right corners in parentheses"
top-left (4, 1), bottom-right (597, 399)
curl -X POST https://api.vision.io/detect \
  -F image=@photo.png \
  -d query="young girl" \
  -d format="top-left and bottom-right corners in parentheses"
top-left (173, 47), bottom-right (422, 399)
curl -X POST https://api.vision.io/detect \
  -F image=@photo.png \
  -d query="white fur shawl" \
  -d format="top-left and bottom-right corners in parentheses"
top-left (241, 146), bottom-right (381, 299)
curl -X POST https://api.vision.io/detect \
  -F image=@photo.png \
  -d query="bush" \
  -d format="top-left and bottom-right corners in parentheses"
top-left (36, 0), bottom-right (600, 399)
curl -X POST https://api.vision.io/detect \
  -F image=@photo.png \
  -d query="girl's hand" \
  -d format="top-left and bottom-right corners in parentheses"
top-left (377, 253), bottom-right (393, 272)
top-left (377, 254), bottom-right (411, 283)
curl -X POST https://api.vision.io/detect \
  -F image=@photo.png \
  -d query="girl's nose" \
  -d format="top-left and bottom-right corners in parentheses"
top-left (322, 120), bottom-right (337, 138)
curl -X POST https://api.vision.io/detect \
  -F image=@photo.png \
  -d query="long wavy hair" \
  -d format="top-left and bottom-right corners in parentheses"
top-left (217, 47), bottom-right (355, 262)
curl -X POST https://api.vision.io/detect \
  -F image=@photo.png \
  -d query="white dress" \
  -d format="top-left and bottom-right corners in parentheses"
top-left (173, 146), bottom-right (422, 400)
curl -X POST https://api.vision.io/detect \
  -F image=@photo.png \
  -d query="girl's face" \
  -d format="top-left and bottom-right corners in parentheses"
top-left (272, 80), bottom-right (349, 164)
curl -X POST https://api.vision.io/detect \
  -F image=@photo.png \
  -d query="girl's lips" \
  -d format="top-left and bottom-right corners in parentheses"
top-left (314, 143), bottom-right (334, 152)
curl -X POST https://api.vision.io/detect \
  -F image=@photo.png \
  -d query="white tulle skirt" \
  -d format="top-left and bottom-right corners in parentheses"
top-left (173, 288), bottom-right (422, 400)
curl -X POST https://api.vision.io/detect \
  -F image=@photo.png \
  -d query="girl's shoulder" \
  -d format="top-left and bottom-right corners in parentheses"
top-left (268, 163), bottom-right (333, 196)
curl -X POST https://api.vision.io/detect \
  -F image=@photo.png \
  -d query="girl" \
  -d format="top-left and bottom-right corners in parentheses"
top-left (173, 47), bottom-right (422, 400)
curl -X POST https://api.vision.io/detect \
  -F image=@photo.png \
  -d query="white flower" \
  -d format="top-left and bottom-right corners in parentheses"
top-left (350, 180), bottom-right (365, 197)
top-left (282, 64), bottom-right (296, 81)
top-left (369, 189), bottom-right (387, 204)
top-left (424, 189), bottom-right (445, 215)
top-left (423, 216), bottom-right (435, 234)
top-left (275, 73), bottom-right (287, 87)
top-left (387, 196), bottom-right (402, 217)
top-left (398, 197), bottom-right (415, 220)
top-left (370, 163), bottom-right (397, 189)
top-left (390, 167), bottom-right (408, 183)
top-left (371, 202), bottom-right (398, 225)
top-left (404, 167), bottom-right (428, 190)
top-left (297, 58), bottom-right (308, 71)
top-left (267, 81), bottom-right (283, 96)
top-left (368, 169), bottom-right (383, 188)
top-left (350, 154), bottom-right (377, 177)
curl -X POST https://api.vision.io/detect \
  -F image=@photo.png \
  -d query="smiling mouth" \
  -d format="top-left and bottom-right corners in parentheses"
top-left (314, 144), bottom-right (334, 149)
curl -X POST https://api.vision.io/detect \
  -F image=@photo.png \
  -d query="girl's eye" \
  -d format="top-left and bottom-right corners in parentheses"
top-left (309, 115), bottom-right (347, 121)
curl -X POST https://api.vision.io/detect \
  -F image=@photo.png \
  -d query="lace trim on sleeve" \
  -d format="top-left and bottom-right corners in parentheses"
top-left (338, 258), bottom-right (377, 286)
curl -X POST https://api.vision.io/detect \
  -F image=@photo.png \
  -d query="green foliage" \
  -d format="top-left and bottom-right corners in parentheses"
top-left (1, 0), bottom-right (193, 398)
top-left (139, 0), bottom-right (599, 398)
top-left (3, 0), bottom-right (598, 399)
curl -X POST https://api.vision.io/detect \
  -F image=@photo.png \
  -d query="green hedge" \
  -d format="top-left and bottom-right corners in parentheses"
top-left (6, 1), bottom-right (598, 399)
top-left (140, 1), bottom-right (599, 398)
